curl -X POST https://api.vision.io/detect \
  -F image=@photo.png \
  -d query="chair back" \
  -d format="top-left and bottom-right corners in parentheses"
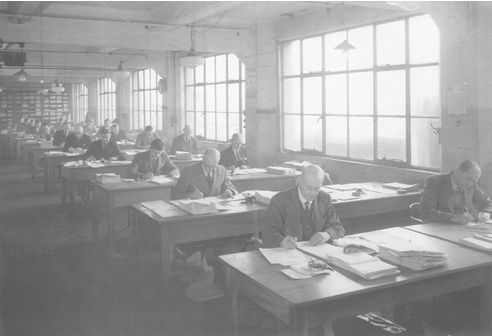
top-left (409, 202), bottom-right (423, 223)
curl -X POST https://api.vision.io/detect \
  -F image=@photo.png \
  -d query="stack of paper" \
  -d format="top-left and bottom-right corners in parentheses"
top-left (17, 132), bottom-right (25, 137)
top-left (460, 234), bottom-right (492, 252)
top-left (335, 236), bottom-right (379, 255)
top-left (176, 199), bottom-right (218, 215)
top-left (324, 184), bottom-right (359, 191)
top-left (63, 161), bottom-right (81, 167)
top-left (148, 176), bottom-right (174, 185)
top-left (95, 173), bottom-right (120, 184)
top-left (64, 152), bottom-right (81, 157)
top-left (298, 243), bottom-right (400, 280)
top-left (86, 161), bottom-right (106, 168)
top-left (175, 151), bottom-right (193, 160)
top-left (141, 200), bottom-right (185, 218)
top-left (243, 168), bottom-right (267, 174)
top-left (382, 182), bottom-right (419, 191)
top-left (283, 161), bottom-right (312, 171)
top-left (378, 240), bottom-right (447, 271)
top-left (254, 190), bottom-right (279, 205)
top-left (46, 151), bottom-right (64, 156)
top-left (266, 166), bottom-right (296, 175)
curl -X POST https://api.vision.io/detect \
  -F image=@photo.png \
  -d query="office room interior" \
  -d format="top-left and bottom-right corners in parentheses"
top-left (1, 1), bottom-right (492, 336)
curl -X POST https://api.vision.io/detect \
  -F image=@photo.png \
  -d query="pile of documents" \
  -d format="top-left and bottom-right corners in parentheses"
top-left (382, 182), bottom-right (419, 192)
top-left (254, 190), bottom-right (278, 205)
top-left (175, 151), bottom-right (193, 160)
top-left (141, 200), bottom-right (185, 218)
top-left (460, 233), bottom-right (492, 252)
top-left (377, 240), bottom-right (447, 271)
top-left (334, 236), bottom-right (379, 255)
top-left (148, 176), bottom-right (174, 185)
top-left (298, 243), bottom-right (400, 280)
top-left (282, 161), bottom-right (312, 171)
top-left (175, 199), bottom-right (218, 215)
top-left (95, 173), bottom-right (120, 184)
top-left (86, 161), bottom-right (106, 168)
top-left (266, 166), bottom-right (296, 175)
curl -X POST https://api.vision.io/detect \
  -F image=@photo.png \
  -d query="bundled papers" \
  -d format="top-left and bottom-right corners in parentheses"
top-left (95, 173), bottom-right (120, 184)
top-left (141, 200), bottom-right (185, 218)
top-left (148, 176), bottom-right (175, 185)
top-left (281, 263), bottom-right (331, 280)
top-left (64, 152), bottom-right (81, 157)
top-left (460, 234), bottom-right (492, 252)
top-left (282, 161), bottom-right (312, 171)
top-left (254, 190), bottom-right (279, 205)
top-left (266, 166), bottom-right (296, 175)
top-left (175, 151), bottom-right (193, 160)
top-left (324, 184), bottom-right (360, 192)
top-left (259, 247), bottom-right (313, 266)
top-left (63, 161), bottom-right (81, 167)
top-left (335, 236), bottom-right (379, 255)
top-left (46, 151), bottom-right (64, 156)
top-left (377, 240), bottom-right (447, 271)
top-left (382, 182), bottom-right (419, 191)
top-left (86, 161), bottom-right (106, 168)
top-left (175, 199), bottom-right (218, 215)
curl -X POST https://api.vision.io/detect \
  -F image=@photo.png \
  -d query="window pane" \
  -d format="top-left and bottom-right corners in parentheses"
top-left (325, 116), bottom-right (347, 157)
top-left (302, 36), bottom-right (322, 74)
top-left (206, 112), bottom-right (216, 140)
top-left (325, 74), bottom-right (347, 115)
top-left (377, 70), bottom-right (406, 116)
top-left (228, 54), bottom-right (240, 80)
top-left (228, 83), bottom-right (239, 112)
top-left (283, 40), bottom-right (300, 76)
top-left (139, 72), bottom-right (145, 88)
top-left (410, 15), bottom-right (439, 64)
top-left (284, 115), bottom-right (301, 151)
top-left (205, 85), bottom-right (215, 112)
top-left (410, 66), bottom-right (440, 116)
top-left (241, 82), bottom-right (245, 112)
top-left (241, 63), bottom-right (245, 80)
top-left (228, 112), bottom-right (240, 138)
top-left (303, 76), bottom-right (322, 115)
top-left (411, 118), bottom-right (440, 168)
top-left (377, 20), bottom-right (405, 66)
top-left (348, 26), bottom-right (373, 70)
top-left (195, 86), bottom-right (204, 112)
top-left (349, 72), bottom-right (373, 115)
top-left (150, 90), bottom-right (156, 110)
top-left (216, 112), bottom-right (227, 141)
top-left (216, 55), bottom-right (227, 82)
top-left (303, 115), bottom-right (323, 151)
top-left (195, 64), bottom-right (204, 84)
top-left (186, 112), bottom-right (195, 131)
top-left (216, 84), bottom-right (226, 112)
top-left (325, 31), bottom-right (347, 72)
top-left (349, 117), bottom-right (373, 160)
top-left (377, 117), bottom-right (406, 161)
top-left (156, 111), bottom-right (162, 130)
top-left (195, 112), bottom-right (205, 137)
top-left (283, 78), bottom-right (300, 114)
top-left (145, 111), bottom-right (151, 127)
top-left (205, 57), bottom-right (215, 83)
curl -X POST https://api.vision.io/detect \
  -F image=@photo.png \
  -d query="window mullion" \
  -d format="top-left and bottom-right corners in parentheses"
top-left (405, 17), bottom-right (411, 166)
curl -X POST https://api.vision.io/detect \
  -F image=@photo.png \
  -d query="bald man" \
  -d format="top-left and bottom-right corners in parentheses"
top-left (63, 126), bottom-right (92, 152)
top-left (171, 148), bottom-right (238, 200)
top-left (263, 165), bottom-right (345, 248)
top-left (419, 160), bottom-right (492, 224)
top-left (170, 124), bottom-right (199, 154)
top-left (219, 133), bottom-right (247, 169)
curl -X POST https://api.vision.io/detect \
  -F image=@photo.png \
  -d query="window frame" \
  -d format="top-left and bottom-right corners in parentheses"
top-left (96, 77), bottom-right (116, 125)
top-left (72, 83), bottom-right (88, 123)
top-left (130, 68), bottom-right (163, 131)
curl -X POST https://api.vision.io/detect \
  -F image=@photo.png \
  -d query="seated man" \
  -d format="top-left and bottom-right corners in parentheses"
top-left (84, 119), bottom-right (98, 139)
top-left (419, 159), bottom-right (492, 224)
top-left (171, 148), bottom-right (237, 200)
top-left (135, 125), bottom-right (159, 148)
top-left (52, 122), bottom-right (70, 147)
top-left (110, 123), bottom-right (127, 142)
top-left (263, 164), bottom-right (345, 248)
top-left (170, 125), bottom-right (199, 154)
top-left (25, 119), bottom-right (36, 134)
top-left (36, 123), bottom-right (51, 141)
top-left (219, 133), bottom-right (247, 170)
top-left (63, 126), bottom-right (92, 152)
top-left (128, 139), bottom-right (179, 179)
top-left (96, 118), bottom-right (111, 137)
top-left (16, 117), bottom-right (28, 132)
top-left (83, 128), bottom-right (126, 161)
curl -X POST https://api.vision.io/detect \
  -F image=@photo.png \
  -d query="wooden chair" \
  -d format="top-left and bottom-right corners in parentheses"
top-left (409, 202), bottom-right (423, 223)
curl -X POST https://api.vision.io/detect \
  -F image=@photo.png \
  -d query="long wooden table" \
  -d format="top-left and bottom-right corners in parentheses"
top-left (220, 226), bottom-right (492, 336)
top-left (42, 152), bottom-right (85, 193)
top-left (29, 145), bottom-right (62, 180)
top-left (20, 142), bottom-right (40, 168)
top-left (230, 171), bottom-right (301, 192)
top-left (91, 180), bottom-right (176, 243)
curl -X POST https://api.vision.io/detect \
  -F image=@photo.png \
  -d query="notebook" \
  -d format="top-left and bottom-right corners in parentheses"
top-left (460, 237), bottom-right (492, 252)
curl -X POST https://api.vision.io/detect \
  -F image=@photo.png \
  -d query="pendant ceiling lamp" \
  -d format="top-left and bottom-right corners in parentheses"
top-left (334, 2), bottom-right (356, 58)
top-left (51, 80), bottom-right (65, 94)
top-left (113, 61), bottom-right (130, 81)
top-left (14, 68), bottom-right (29, 82)
top-left (179, 2), bottom-right (205, 68)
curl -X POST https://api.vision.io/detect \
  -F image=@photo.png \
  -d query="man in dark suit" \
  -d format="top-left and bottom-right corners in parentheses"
top-left (419, 160), bottom-right (492, 224)
top-left (128, 139), bottom-right (179, 179)
top-left (219, 133), bottom-right (247, 169)
top-left (263, 164), bottom-right (345, 248)
top-left (170, 124), bottom-right (199, 154)
top-left (63, 126), bottom-right (91, 152)
top-left (110, 123), bottom-right (127, 142)
top-left (83, 128), bottom-right (126, 161)
top-left (171, 148), bottom-right (237, 200)
top-left (135, 125), bottom-right (159, 148)
top-left (52, 122), bottom-right (70, 146)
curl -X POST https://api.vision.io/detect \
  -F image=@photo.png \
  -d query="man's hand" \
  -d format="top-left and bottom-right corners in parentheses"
top-left (190, 189), bottom-right (204, 200)
top-left (68, 147), bottom-right (75, 153)
top-left (478, 212), bottom-right (491, 223)
top-left (109, 156), bottom-right (117, 161)
top-left (308, 232), bottom-right (331, 246)
top-left (144, 172), bottom-right (154, 179)
top-left (451, 213), bottom-right (474, 225)
top-left (169, 171), bottom-right (180, 180)
top-left (281, 235), bottom-right (298, 249)
top-left (221, 189), bottom-right (233, 199)
top-left (86, 156), bottom-right (96, 162)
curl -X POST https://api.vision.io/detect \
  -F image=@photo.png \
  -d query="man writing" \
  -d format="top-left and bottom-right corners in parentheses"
top-left (128, 139), bottom-right (179, 179)
top-left (219, 133), bottom-right (247, 170)
top-left (83, 128), bottom-right (126, 161)
top-left (263, 164), bottom-right (345, 248)
top-left (135, 125), bottom-right (159, 148)
top-left (170, 125), bottom-right (199, 154)
top-left (419, 159), bottom-right (492, 224)
top-left (63, 126), bottom-right (91, 153)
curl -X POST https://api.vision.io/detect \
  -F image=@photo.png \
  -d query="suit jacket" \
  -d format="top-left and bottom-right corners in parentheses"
top-left (63, 133), bottom-right (92, 152)
top-left (170, 134), bottom-right (199, 154)
top-left (84, 125), bottom-right (98, 138)
top-left (262, 187), bottom-right (345, 248)
top-left (419, 172), bottom-right (492, 222)
top-left (53, 130), bottom-right (69, 146)
top-left (110, 130), bottom-right (127, 142)
top-left (83, 140), bottom-right (126, 161)
top-left (219, 145), bottom-right (247, 169)
top-left (128, 151), bottom-right (179, 179)
top-left (135, 132), bottom-right (159, 147)
top-left (171, 162), bottom-right (238, 200)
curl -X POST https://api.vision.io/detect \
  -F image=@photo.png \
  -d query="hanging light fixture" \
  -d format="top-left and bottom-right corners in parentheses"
top-left (0, 85), bottom-right (5, 93)
top-left (334, 2), bottom-right (356, 58)
top-left (112, 61), bottom-right (130, 81)
top-left (38, 10), bottom-right (49, 95)
top-left (14, 68), bottom-right (29, 82)
top-left (51, 80), bottom-right (65, 94)
top-left (179, 2), bottom-right (205, 68)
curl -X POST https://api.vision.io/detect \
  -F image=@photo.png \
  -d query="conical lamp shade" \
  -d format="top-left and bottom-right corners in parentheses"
top-left (14, 69), bottom-right (29, 82)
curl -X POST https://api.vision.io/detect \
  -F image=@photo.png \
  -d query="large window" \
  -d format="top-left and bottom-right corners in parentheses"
top-left (184, 53), bottom-right (246, 141)
top-left (281, 14), bottom-right (440, 170)
top-left (72, 83), bottom-right (88, 123)
top-left (97, 77), bottom-right (116, 125)
top-left (130, 68), bottom-right (163, 130)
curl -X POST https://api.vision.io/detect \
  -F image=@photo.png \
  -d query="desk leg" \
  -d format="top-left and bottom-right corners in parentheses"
top-left (292, 309), bottom-right (309, 336)
top-left (107, 206), bottom-right (115, 246)
top-left (159, 225), bottom-right (172, 288)
top-left (479, 266), bottom-right (492, 336)
top-left (224, 266), bottom-right (239, 336)
top-left (44, 162), bottom-right (49, 193)
top-left (322, 321), bottom-right (335, 336)
top-left (32, 153), bottom-right (38, 180)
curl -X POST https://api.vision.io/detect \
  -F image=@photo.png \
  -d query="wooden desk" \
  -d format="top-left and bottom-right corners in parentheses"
top-left (220, 227), bottom-right (492, 336)
top-left (14, 138), bottom-right (36, 163)
top-left (131, 201), bottom-right (267, 287)
top-left (60, 162), bottom-right (131, 204)
top-left (230, 171), bottom-right (301, 192)
top-left (21, 142), bottom-right (40, 167)
top-left (29, 146), bottom-right (61, 180)
top-left (42, 152), bottom-right (84, 193)
top-left (91, 180), bottom-right (175, 243)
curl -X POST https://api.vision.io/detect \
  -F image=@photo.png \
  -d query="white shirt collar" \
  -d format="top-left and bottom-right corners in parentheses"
top-left (297, 186), bottom-right (311, 206)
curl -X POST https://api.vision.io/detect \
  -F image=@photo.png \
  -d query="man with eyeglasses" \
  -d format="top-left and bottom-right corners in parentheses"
top-left (263, 164), bottom-right (345, 248)
top-left (63, 125), bottom-right (91, 153)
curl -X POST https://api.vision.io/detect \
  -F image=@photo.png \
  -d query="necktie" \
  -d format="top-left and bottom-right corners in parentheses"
top-left (207, 172), bottom-right (213, 189)
top-left (152, 157), bottom-right (159, 174)
top-left (304, 201), bottom-right (310, 213)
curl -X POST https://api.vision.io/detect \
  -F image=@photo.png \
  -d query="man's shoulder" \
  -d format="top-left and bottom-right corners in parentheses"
top-left (425, 173), bottom-right (450, 186)
top-left (271, 187), bottom-right (297, 203)
top-left (182, 162), bottom-right (202, 175)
